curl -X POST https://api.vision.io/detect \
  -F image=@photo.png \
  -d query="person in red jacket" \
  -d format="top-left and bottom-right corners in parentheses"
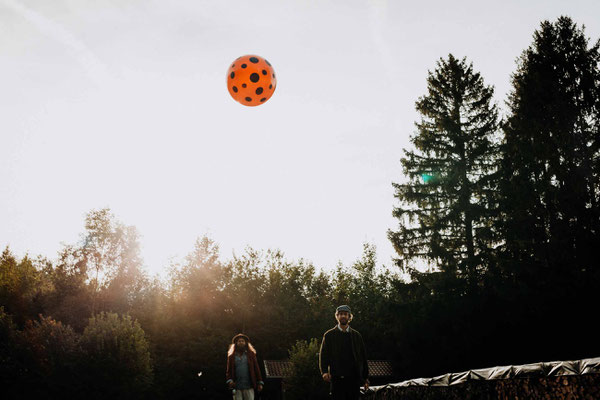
top-left (226, 333), bottom-right (264, 400)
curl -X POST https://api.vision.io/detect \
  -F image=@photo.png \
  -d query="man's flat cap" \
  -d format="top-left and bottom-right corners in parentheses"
top-left (336, 305), bottom-right (351, 313)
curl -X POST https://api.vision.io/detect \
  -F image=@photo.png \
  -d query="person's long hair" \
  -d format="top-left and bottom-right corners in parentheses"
top-left (228, 341), bottom-right (256, 357)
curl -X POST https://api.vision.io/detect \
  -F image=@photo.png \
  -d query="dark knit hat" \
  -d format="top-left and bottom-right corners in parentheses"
top-left (336, 305), bottom-right (351, 313)
top-left (232, 333), bottom-right (250, 343)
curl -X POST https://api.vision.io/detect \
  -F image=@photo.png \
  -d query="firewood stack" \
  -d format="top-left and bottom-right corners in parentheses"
top-left (362, 357), bottom-right (600, 399)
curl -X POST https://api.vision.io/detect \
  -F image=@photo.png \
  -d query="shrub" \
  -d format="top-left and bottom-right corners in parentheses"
top-left (80, 312), bottom-right (153, 398)
top-left (286, 338), bottom-right (329, 400)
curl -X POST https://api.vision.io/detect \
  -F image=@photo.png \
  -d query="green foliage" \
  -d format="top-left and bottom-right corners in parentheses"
top-left (0, 247), bottom-right (48, 325)
top-left (19, 315), bottom-right (84, 397)
top-left (80, 312), bottom-right (153, 398)
top-left (168, 236), bottom-right (225, 326)
top-left (389, 54), bottom-right (501, 284)
top-left (43, 248), bottom-right (93, 331)
top-left (287, 338), bottom-right (329, 400)
top-left (481, 17), bottom-right (600, 371)
top-left (501, 16), bottom-right (600, 280)
top-left (61, 208), bottom-right (146, 315)
top-left (21, 315), bottom-right (80, 371)
top-left (0, 309), bottom-right (86, 398)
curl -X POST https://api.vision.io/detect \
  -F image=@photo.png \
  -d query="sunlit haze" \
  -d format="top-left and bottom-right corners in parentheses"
top-left (1, 0), bottom-right (599, 276)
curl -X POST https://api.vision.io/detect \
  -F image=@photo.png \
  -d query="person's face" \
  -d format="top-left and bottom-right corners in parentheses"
top-left (336, 311), bottom-right (350, 325)
top-left (236, 338), bottom-right (247, 349)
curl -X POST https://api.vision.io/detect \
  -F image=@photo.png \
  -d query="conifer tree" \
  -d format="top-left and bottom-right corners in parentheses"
top-left (389, 55), bottom-right (501, 283)
top-left (501, 17), bottom-right (600, 279)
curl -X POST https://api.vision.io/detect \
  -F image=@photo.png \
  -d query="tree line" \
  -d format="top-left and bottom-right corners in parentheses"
top-left (1, 16), bottom-right (599, 399)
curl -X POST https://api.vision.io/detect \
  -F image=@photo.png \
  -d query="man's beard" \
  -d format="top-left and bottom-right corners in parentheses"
top-left (339, 318), bottom-right (348, 325)
top-left (236, 344), bottom-right (247, 353)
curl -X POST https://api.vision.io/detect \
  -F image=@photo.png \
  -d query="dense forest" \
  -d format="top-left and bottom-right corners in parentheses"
top-left (1, 16), bottom-right (599, 399)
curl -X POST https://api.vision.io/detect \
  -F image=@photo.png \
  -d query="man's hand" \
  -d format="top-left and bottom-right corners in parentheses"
top-left (363, 379), bottom-right (370, 390)
top-left (228, 381), bottom-right (235, 388)
top-left (257, 384), bottom-right (263, 392)
top-left (322, 373), bottom-right (331, 382)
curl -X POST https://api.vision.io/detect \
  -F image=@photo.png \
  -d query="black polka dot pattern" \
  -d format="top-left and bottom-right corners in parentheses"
top-left (228, 55), bottom-right (276, 106)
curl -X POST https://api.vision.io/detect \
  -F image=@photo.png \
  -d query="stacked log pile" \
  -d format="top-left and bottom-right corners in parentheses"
top-left (496, 375), bottom-right (600, 399)
top-left (362, 357), bottom-right (600, 399)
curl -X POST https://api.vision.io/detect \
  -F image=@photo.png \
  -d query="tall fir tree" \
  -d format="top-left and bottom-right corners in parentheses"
top-left (389, 55), bottom-right (501, 284)
top-left (501, 17), bottom-right (600, 283)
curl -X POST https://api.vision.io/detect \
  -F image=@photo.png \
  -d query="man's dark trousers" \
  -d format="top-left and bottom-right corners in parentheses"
top-left (331, 376), bottom-right (360, 400)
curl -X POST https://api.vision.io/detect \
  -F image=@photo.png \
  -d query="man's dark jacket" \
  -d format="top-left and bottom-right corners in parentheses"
top-left (319, 326), bottom-right (369, 382)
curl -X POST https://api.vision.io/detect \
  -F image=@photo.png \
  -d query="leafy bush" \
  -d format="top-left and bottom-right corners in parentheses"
top-left (1, 310), bottom-right (84, 398)
top-left (20, 315), bottom-right (83, 397)
top-left (80, 312), bottom-right (153, 398)
top-left (286, 338), bottom-right (329, 400)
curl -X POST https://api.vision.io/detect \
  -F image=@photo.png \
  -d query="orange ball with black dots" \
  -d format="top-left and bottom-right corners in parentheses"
top-left (227, 55), bottom-right (277, 106)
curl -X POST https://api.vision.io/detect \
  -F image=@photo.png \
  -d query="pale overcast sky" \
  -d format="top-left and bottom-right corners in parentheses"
top-left (1, 0), bottom-right (599, 276)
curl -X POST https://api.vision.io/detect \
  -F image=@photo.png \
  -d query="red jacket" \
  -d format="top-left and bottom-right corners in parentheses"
top-left (226, 350), bottom-right (264, 390)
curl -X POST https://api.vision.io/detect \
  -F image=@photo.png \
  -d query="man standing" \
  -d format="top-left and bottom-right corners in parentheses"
top-left (226, 333), bottom-right (264, 400)
top-left (319, 305), bottom-right (369, 400)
